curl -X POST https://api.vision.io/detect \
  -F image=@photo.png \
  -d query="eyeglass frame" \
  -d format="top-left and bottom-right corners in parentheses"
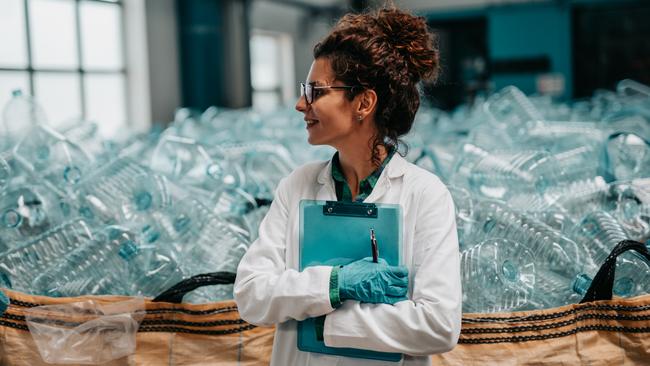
top-left (300, 82), bottom-right (361, 105)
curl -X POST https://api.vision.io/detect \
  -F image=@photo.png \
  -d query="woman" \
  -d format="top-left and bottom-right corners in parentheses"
top-left (234, 6), bottom-right (461, 365)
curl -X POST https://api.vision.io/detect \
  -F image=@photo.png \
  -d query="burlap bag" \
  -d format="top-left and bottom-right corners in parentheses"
top-left (1, 241), bottom-right (648, 365)
top-left (0, 273), bottom-right (274, 365)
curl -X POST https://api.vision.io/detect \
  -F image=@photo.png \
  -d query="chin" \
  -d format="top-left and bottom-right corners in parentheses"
top-left (307, 135), bottom-right (323, 146)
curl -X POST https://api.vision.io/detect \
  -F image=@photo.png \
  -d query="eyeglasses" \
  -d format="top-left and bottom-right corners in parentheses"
top-left (300, 82), bottom-right (360, 105)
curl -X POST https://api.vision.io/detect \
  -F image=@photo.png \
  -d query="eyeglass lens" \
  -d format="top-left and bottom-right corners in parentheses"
top-left (301, 83), bottom-right (313, 104)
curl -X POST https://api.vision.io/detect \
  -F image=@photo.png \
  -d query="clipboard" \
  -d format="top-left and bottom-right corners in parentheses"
top-left (298, 200), bottom-right (403, 362)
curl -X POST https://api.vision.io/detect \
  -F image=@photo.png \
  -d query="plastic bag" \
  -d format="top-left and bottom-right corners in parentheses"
top-left (25, 297), bottom-right (145, 364)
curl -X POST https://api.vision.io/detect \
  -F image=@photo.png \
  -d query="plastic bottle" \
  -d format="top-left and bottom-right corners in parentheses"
top-left (570, 211), bottom-right (649, 298)
top-left (447, 186), bottom-right (475, 251)
top-left (150, 135), bottom-right (248, 210)
top-left (601, 132), bottom-right (650, 182)
top-left (12, 124), bottom-right (91, 195)
top-left (240, 146), bottom-right (293, 201)
top-left (157, 199), bottom-right (250, 302)
top-left (483, 86), bottom-right (543, 130)
top-left (608, 181), bottom-right (650, 243)
top-left (75, 158), bottom-right (170, 224)
top-left (212, 140), bottom-right (293, 199)
top-left (151, 135), bottom-right (218, 187)
top-left (617, 79), bottom-right (650, 99)
top-left (124, 221), bottom-right (184, 297)
top-left (472, 200), bottom-right (586, 308)
top-left (541, 176), bottom-right (610, 221)
top-left (452, 144), bottom-right (561, 200)
top-left (1, 89), bottom-right (47, 141)
top-left (0, 156), bottom-right (11, 190)
top-left (550, 144), bottom-right (602, 184)
top-left (461, 238), bottom-right (535, 313)
top-left (32, 225), bottom-right (183, 297)
top-left (0, 219), bottom-right (93, 292)
top-left (240, 205), bottom-right (269, 242)
top-left (0, 184), bottom-right (72, 252)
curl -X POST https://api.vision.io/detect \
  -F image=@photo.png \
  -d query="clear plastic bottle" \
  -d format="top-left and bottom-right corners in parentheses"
top-left (602, 132), bottom-right (650, 182)
top-left (32, 225), bottom-right (183, 297)
top-left (151, 135), bottom-right (221, 188)
top-left (541, 176), bottom-right (610, 221)
top-left (156, 199), bottom-right (250, 302)
top-left (75, 158), bottom-right (170, 225)
top-left (608, 181), bottom-right (650, 243)
top-left (0, 156), bottom-right (11, 189)
top-left (550, 144), bottom-right (602, 184)
top-left (617, 79), bottom-right (650, 99)
top-left (240, 205), bottom-right (269, 242)
top-left (211, 140), bottom-right (293, 198)
top-left (447, 186), bottom-right (475, 251)
top-left (12, 124), bottom-right (91, 195)
top-left (472, 200), bottom-right (586, 308)
top-left (60, 120), bottom-right (110, 161)
top-left (124, 222), bottom-right (184, 297)
top-left (0, 219), bottom-right (93, 292)
top-left (240, 146), bottom-right (293, 201)
top-left (461, 238), bottom-right (536, 313)
top-left (1, 89), bottom-right (47, 141)
top-left (570, 211), bottom-right (649, 298)
top-left (452, 144), bottom-right (561, 200)
top-left (0, 184), bottom-right (72, 252)
top-left (483, 86), bottom-right (542, 130)
top-left (523, 120), bottom-right (607, 143)
top-left (530, 209), bottom-right (577, 236)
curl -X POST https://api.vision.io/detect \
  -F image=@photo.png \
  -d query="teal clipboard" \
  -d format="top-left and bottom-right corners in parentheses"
top-left (298, 200), bottom-right (403, 362)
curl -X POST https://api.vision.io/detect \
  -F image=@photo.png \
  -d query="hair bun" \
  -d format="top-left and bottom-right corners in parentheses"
top-left (374, 8), bottom-right (439, 81)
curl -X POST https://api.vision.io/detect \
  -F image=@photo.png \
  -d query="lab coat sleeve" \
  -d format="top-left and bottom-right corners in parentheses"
top-left (234, 177), bottom-right (334, 327)
top-left (323, 184), bottom-right (462, 355)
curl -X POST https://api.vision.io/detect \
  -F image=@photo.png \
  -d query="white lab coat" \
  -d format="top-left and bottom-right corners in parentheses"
top-left (234, 153), bottom-right (462, 366)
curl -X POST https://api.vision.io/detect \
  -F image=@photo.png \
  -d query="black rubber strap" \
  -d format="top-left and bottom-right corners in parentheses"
top-left (255, 198), bottom-right (273, 207)
top-left (580, 240), bottom-right (650, 303)
top-left (153, 272), bottom-right (236, 304)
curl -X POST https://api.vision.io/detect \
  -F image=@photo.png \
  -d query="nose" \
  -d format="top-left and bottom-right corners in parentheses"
top-left (295, 94), bottom-right (307, 113)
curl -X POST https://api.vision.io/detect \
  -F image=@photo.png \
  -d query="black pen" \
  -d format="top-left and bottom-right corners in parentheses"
top-left (370, 228), bottom-right (378, 263)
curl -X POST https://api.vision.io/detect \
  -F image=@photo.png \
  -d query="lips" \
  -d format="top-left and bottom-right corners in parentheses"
top-left (305, 119), bottom-right (319, 129)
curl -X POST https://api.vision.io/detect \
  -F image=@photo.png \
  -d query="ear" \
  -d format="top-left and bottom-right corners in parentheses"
top-left (356, 89), bottom-right (377, 120)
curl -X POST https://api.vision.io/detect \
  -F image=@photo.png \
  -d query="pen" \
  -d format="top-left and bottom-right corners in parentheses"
top-left (370, 228), bottom-right (378, 263)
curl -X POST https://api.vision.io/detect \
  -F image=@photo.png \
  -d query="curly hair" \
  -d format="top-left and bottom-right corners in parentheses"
top-left (313, 6), bottom-right (439, 166)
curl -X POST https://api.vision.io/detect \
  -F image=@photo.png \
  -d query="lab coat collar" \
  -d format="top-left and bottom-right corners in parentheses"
top-left (316, 159), bottom-right (333, 185)
top-left (316, 153), bottom-right (407, 185)
top-left (315, 153), bottom-right (408, 202)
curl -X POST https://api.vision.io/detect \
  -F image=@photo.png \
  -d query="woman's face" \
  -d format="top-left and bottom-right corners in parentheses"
top-left (295, 58), bottom-right (360, 148)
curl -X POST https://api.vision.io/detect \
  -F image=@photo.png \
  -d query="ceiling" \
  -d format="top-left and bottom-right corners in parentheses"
top-left (258, 0), bottom-right (545, 12)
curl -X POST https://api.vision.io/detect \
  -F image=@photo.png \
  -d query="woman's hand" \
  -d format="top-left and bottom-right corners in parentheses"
top-left (338, 257), bottom-right (409, 304)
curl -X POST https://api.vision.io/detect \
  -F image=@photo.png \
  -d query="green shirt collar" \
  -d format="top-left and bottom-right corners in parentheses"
top-left (331, 148), bottom-right (396, 202)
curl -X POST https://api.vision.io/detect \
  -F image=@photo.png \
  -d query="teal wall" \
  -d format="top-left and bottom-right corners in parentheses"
top-left (487, 3), bottom-right (572, 99)
top-left (177, 0), bottom-right (252, 109)
top-left (177, 0), bottom-right (226, 109)
top-left (424, 2), bottom-right (574, 100)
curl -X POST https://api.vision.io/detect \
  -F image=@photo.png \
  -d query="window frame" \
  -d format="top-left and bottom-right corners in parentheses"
top-left (250, 29), bottom-right (295, 111)
top-left (0, 0), bottom-right (127, 128)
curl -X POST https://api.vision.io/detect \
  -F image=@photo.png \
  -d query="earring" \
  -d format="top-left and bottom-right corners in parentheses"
top-left (357, 115), bottom-right (363, 121)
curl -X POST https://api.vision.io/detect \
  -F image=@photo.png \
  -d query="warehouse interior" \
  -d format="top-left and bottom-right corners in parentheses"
top-left (1, 0), bottom-right (649, 134)
top-left (0, 0), bottom-right (649, 364)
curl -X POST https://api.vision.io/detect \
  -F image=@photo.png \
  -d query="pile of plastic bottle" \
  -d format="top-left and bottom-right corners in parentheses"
top-left (405, 80), bottom-right (650, 312)
top-left (0, 90), bottom-right (318, 303)
top-left (0, 79), bottom-right (649, 311)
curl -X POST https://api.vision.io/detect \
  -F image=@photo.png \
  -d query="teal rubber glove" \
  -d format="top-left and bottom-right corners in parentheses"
top-left (338, 257), bottom-right (409, 304)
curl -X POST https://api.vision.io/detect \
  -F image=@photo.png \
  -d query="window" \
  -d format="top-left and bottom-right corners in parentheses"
top-left (0, 0), bottom-right (126, 138)
top-left (250, 30), bottom-right (294, 111)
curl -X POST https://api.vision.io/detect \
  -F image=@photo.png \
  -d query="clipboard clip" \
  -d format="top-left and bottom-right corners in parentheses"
top-left (323, 201), bottom-right (378, 218)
